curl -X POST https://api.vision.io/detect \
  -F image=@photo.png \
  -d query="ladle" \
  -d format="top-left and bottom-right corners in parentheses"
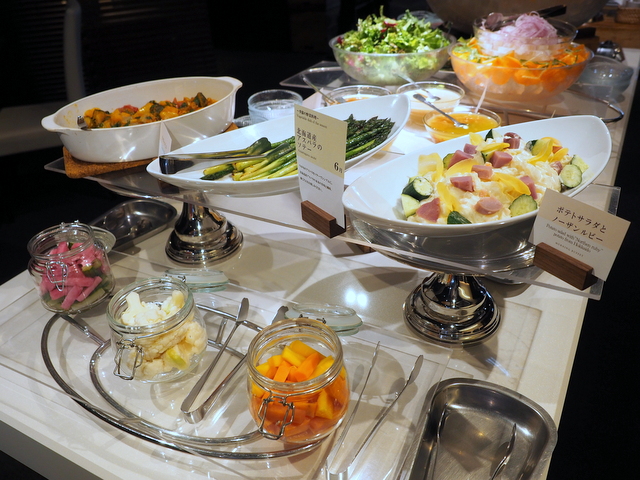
top-left (413, 93), bottom-right (468, 128)
top-left (395, 72), bottom-right (440, 101)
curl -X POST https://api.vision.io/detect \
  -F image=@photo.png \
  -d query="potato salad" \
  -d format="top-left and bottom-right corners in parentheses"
top-left (119, 290), bottom-right (207, 380)
top-left (400, 129), bottom-right (588, 225)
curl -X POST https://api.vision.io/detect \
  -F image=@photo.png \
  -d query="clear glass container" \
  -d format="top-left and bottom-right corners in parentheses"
top-left (326, 84), bottom-right (391, 104)
top-left (27, 222), bottom-right (115, 314)
top-left (106, 276), bottom-right (208, 382)
top-left (397, 81), bottom-right (464, 127)
top-left (246, 317), bottom-right (349, 444)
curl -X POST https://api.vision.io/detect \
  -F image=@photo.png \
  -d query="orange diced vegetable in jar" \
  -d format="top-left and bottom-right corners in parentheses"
top-left (282, 345), bottom-right (306, 367)
top-left (249, 340), bottom-right (349, 443)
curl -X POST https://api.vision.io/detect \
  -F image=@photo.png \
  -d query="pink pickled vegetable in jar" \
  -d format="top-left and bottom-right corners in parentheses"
top-left (27, 222), bottom-right (115, 314)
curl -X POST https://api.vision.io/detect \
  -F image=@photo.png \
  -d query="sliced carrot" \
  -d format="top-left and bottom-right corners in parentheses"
top-left (273, 360), bottom-right (292, 383)
top-left (293, 351), bottom-right (322, 382)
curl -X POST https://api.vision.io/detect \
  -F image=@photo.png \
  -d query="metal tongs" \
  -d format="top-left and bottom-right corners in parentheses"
top-left (181, 298), bottom-right (250, 423)
top-left (159, 137), bottom-right (274, 174)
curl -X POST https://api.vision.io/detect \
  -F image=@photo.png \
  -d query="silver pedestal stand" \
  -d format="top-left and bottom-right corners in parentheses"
top-left (166, 194), bottom-right (243, 265)
top-left (403, 272), bottom-right (500, 347)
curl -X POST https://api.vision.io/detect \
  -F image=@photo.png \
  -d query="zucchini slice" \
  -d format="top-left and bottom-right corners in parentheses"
top-left (447, 211), bottom-right (472, 224)
top-left (401, 194), bottom-right (420, 218)
top-left (509, 194), bottom-right (538, 217)
top-left (402, 176), bottom-right (433, 200)
top-left (560, 164), bottom-right (583, 189)
top-left (484, 129), bottom-right (495, 141)
top-left (442, 153), bottom-right (454, 169)
top-left (201, 163), bottom-right (234, 180)
top-left (570, 155), bottom-right (589, 173)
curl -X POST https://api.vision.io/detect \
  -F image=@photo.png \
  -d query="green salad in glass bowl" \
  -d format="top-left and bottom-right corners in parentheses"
top-left (330, 9), bottom-right (452, 86)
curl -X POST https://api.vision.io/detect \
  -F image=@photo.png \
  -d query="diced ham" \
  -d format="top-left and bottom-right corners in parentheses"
top-left (448, 150), bottom-right (473, 168)
top-left (450, 175), bottom-right (475, 192)
top-left (472, 164), bottom-right (493, 180)
top-left (503, 132), bottom-right (521, 149)
top-left (550, 161), bottom-right (563, 174)
top-left (416, 197), bottom-right (441, 222)
top-left (490, 150), bottom-right (513, 168)
top-left (520, 175), bottom-right (538, 199)
top-left (463, 143), bottom-right (477, 155)
top-left (475, 197), bottom-right (503, 215)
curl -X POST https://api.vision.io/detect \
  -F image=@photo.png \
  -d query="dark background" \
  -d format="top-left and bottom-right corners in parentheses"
top-left (1, 1), bottom-right (638, 478)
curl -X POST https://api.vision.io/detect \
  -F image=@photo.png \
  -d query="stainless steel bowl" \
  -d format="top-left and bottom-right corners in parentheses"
top-left (427, 0), bottom-right (609, 34)
top-left (405, 378), bottom-right (558, 480)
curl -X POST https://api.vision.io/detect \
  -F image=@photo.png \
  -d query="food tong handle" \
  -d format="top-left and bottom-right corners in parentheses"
top-left (180, 298), bottom-right (249, 423)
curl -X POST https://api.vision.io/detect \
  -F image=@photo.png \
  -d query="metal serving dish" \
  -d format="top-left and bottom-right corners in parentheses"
top-left (405, 378), bottom-right (557, 480)
top-left (90, 199), bottom-right (177, 250)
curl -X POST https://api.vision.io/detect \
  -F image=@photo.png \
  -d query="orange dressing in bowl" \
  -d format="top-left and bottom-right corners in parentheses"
top-left (426, 111), bottom-right (500, 142)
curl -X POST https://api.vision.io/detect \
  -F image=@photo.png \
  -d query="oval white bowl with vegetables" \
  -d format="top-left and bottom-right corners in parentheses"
top-left (343, 115), bottom-right (611, 237)
top-left (147, 94), bottom-right (410, 197)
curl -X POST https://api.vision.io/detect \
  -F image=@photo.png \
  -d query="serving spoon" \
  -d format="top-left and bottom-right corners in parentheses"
top-left (301, 74), bottom-right (344, 105)
top-left (413, 93), bottom-right (468, 128)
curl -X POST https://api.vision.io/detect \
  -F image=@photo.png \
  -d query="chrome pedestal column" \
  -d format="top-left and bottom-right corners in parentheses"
top-left (404, 273), bottom-right (500, 347)
top-left (166, 200), bottom-right (242, 265)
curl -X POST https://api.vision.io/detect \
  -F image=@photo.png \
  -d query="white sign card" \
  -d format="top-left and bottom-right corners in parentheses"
top-left (294, 105), bottom-right (348, 228)
top-left (530, 189), bottom-right (630, 280)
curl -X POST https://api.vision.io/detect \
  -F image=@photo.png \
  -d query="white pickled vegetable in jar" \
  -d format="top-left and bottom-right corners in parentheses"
top-left (107, 277), bottom-right (207, 382)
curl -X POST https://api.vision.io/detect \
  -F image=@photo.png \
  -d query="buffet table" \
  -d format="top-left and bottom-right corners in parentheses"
top-left (0, 50), bottom-right (637, 480)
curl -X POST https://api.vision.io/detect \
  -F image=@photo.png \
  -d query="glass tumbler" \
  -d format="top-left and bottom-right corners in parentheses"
top-left (27, 222), bottom-right (115, 314)
top-left (248, 89), bottom-right (303, 123)
top-left (246, 317), bottom-right (350, 444)
top-left (107, 276), bottom-right (208, 382)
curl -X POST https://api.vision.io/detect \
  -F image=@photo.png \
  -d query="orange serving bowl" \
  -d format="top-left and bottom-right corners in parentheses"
top-left (449, 43), bottom-right (593, 103)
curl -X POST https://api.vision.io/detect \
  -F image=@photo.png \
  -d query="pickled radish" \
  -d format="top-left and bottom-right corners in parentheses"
top-left (36, 241), bottom-right (114, 312)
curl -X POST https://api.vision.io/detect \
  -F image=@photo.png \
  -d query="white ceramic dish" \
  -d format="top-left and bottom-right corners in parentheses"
top-left (147, 94), bottom-right (410, 197)
top-left (41, 76), bottom-right (242, 163)
top-left (343, 115), bottom-right (611, 238)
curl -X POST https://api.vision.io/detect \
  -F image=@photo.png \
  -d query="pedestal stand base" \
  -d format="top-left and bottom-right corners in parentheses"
top-left (404, 273), bottom-right (500, 347)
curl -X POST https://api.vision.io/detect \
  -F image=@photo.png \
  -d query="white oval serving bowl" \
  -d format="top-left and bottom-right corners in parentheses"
top-left (41, 76), bottom-right (242, 163)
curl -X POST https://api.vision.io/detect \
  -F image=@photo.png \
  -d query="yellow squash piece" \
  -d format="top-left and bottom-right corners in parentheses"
top-left (418, 152), bottom-right (444, 181)
top-left (493, 172), bottom-right (531, 196)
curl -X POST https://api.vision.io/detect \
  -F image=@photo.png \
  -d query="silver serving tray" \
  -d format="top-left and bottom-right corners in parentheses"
top-left (404, 378), bottom-right (558, 480)
top-left (90, 198), bottom-right (177, 250)
top-left (29, 278), bottom-right (450, 475)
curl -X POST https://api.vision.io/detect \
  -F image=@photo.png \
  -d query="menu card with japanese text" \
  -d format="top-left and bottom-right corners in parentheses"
top-left (530, 189), bottom-right (630, 280)
top-left (294, 105), bottom-right (348, 228)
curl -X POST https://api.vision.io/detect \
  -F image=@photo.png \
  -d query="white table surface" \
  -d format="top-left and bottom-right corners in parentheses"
top-left (1, 50), bottom-right (638, 480)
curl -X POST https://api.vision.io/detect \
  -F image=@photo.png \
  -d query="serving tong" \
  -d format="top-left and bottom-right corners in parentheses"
top-left (181, 300), bottom-right (290, 423)
top-left (159, 136), bottom-right (275, 174)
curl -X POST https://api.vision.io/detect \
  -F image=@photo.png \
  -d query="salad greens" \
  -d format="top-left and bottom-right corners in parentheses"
top-left (335, 8), bottom-right (450, 54)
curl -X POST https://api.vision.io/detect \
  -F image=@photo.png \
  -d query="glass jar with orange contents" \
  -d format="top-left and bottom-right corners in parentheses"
top-left (246, 317), bottom-right (349, 444)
